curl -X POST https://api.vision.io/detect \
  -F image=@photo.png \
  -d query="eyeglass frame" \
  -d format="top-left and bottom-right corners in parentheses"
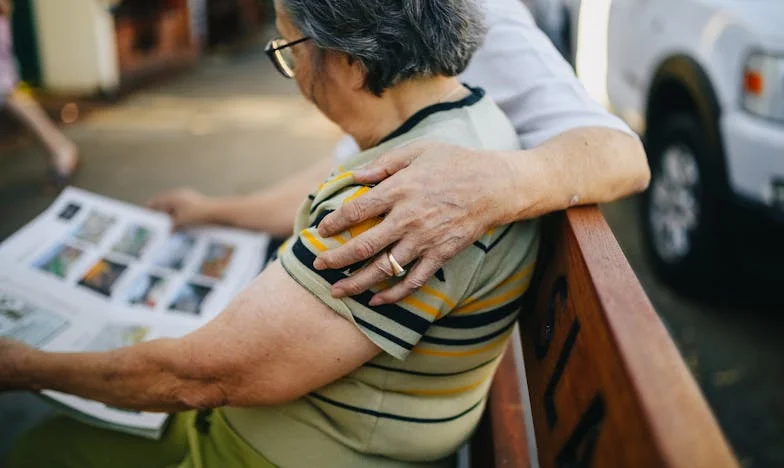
top-left (265, 36), bottom-right (311, 79)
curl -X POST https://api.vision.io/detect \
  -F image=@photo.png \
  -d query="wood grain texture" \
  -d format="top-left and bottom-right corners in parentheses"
top-left (474, 207), bottom-right (738, 468)
top-left (484, 344), bottom-right (532, 468)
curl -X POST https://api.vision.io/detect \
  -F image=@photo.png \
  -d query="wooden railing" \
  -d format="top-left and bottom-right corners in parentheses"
top-left (471, 207), bottom-right (738, 468)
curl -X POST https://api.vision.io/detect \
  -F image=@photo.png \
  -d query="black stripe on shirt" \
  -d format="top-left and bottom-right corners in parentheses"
top-left (473, 224), bottom-right (514, 253)
top-left (434, 297), bottom-right (522, 329)
top-left (421, 316), bottom-right (517, 346)
top-left (354, 316), bottom-right (413, 351)
top-left (364, 357), bottom-right (496, 377)
top-left (291, 239), bottom-right (431, 335)
top-left (309, 393), bottom-right (484, 424)
top-left (309, 209), bottom-right (334, 229)
top-left (378, 86), bottom-right (486, 145)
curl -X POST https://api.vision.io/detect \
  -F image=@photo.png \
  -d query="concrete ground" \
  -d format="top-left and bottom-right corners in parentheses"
top-left (1, 44), bottom-right (782, 467)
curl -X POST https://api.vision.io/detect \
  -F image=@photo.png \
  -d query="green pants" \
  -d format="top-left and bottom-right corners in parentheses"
top-left (4, 409), bottom-right (276, 468)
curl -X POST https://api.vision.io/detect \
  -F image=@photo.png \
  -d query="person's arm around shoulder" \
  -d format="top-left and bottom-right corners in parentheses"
top-left (313, 131), bottom-right (647, 305)
top-left (310, 1), bottom-right (650, 304)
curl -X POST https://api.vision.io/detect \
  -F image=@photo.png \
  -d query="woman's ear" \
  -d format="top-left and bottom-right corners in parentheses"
top-left (345, 55), bottom-right (367, 91)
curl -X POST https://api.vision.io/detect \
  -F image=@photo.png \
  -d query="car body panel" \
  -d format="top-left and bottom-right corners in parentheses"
top-left (563, 0), bottom-right (784, 210)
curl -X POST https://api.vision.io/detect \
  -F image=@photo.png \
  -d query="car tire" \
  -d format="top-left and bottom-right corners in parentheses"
top-left (642, 112), bottom-right (727, 290)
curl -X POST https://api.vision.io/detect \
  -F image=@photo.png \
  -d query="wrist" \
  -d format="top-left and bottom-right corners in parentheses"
top-left (201, 197), bottom-right (225, 225)
top-left (493, 149), bottom-right (543, 223)
top-left (6, 344), bottom-right (43, 390)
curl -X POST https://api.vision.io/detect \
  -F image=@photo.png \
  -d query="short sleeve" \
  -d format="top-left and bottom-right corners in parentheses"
top-left (460, 0), bottom-right (634, 149)
top-left (279, 186), bottom-right (478, 360)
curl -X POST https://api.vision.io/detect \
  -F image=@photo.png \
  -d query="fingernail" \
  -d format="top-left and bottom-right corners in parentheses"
top-left (332, 287), bottom-right (345, 298)
top-left (313, 258), bottom-right (326, 270)
top-left (369, 296), bottom-right (382, 306)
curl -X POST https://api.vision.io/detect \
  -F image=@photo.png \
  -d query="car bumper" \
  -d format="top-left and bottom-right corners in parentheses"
top-left (721, 111), bottom-right (784, 213)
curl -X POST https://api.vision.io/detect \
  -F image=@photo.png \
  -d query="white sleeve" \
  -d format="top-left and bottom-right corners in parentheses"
top-left (461, 0), bottom-right (634, 149)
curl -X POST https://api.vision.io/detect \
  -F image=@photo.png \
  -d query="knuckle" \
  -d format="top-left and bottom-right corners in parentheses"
top-left (355, 239), bottom-right (377, 260)
top-left (340, 279), bottom-right (362, 295)
top-left (346, 202), bottom-right (365, 224)
top-left (318, 251), bottom-right (334, 266)
top-left (404, 275), bottom-right (427, 290)
top-left (317, 214), bottom-right (335, 232)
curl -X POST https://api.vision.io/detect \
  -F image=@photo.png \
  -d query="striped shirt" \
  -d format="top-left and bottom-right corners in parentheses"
top-left (223, 87), bottom-right (540, 467)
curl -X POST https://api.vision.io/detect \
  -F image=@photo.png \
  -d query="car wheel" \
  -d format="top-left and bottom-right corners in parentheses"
top-left (642, 112), bottom-right (726, 289)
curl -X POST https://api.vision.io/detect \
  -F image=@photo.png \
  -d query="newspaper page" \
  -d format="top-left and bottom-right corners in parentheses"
top-left (0, 187), bottom-right (270, 438)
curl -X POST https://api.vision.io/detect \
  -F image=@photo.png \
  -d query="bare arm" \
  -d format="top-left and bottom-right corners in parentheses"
top-left (0, 262), bottom-right (380, 412)
top-left (147, 155), bottom-right (333, 236)
top-left (314, 127), bottom-right (649, 304)
top-left (498, 127), bottom-right (649, 221)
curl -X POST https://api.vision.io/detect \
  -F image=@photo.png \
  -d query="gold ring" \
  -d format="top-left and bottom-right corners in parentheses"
top-left (387, 252), bottom-right (406, 278)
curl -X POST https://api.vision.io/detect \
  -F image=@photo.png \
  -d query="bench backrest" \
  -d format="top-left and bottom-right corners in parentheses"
top-left (472, 207), bottom-right (738, 467)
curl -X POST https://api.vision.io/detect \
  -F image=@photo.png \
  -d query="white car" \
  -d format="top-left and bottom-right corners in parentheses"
top-left (551, 0), bottom-right (784, 286)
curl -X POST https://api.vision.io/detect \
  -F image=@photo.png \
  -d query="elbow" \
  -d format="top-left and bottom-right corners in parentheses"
top-left (174, 379), bottom-right (232, 410)
top-left (150, 340), bottom-right (233, 410)
top-left (171, 367), bottom-right (305, 409)
top-left (227, 373), bottom-right (309, 407)
top-left (157, 341), bottom-right (308, 409)
top-left (629, 135), bottom-right (651, 194)
top-left (613, 130), bottom-right (651, 195)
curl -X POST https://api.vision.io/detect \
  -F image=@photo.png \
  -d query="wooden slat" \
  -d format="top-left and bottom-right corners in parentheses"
top-left (517, 207), bottom-right (738, 467)
top-left (481, 343), bottom-right (531, 468)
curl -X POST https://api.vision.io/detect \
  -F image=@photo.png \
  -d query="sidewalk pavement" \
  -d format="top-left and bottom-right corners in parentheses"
top-left (0, 43), bottom-right (341, 459)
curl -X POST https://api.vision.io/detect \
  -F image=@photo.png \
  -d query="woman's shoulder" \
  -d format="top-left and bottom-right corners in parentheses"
top-left (409, 90), bottom-right (520, 153)
top-left (456, 219), bottom-right (539, 287)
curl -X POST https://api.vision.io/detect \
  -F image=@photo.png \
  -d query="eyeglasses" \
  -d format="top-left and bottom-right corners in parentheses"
top-left (265, 36), bottom-right (311, 79)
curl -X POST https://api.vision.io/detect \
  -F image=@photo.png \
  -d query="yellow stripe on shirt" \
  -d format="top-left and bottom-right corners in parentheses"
top-left (344, 186), bottom-right (370, 203)
top-left (454, 280), bottom-right (532, 315)
top-left (401, 296), bottom-right (441, 319)
top-left (420, 284), bottom-right (456, 309)
top-left (401, 377), bottom-right (487, 396)
top-left (301, 230), bottom-right (328, 252)
top-left (458, 262), bottom-right (535, 309)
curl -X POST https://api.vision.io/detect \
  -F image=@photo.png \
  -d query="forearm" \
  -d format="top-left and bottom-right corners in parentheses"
top-left (208, 155), bottom-right (334, 236)
top-left (501, 127), bottom-right (650, 222)
top-left (13, 339), bottom-right (225, 413)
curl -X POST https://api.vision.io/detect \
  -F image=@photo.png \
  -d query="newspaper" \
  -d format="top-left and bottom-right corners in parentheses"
top-left (0, 188), bottom-right (269, 439)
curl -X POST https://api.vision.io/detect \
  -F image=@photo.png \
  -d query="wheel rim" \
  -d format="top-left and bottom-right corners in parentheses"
top-left (648, 143), bottom-right (701, 264)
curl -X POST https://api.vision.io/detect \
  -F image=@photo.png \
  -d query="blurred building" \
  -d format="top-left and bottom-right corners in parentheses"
top-left (11, 0), bottom-right (267, 96)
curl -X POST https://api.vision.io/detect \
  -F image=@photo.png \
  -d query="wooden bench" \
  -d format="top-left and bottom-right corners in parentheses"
top-left (469, 207), bottom-right (739, 467)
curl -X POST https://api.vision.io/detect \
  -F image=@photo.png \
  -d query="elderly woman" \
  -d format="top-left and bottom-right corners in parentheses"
top-left (1, 1), bottom-right (538, 467)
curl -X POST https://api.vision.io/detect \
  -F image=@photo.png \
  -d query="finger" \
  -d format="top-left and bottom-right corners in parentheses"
top-left (145, 193), bottom-right (175, 211)
top-left (331, 242), bottom-right (419, 298)
top-left (352, 141), bottom-right (432, 184)
top-left (331, 254), bottom-right (394, 298)
top-left (145, 196), bottom-right (165, 210)
top-left (314, 217), bottom-right (400, 270)
top-left (370, 256), bottom-right (443, 305)
top-left (317, 187), bottom-right (393, 238)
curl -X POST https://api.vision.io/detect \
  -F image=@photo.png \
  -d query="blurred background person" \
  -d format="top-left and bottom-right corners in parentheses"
top-left (0, 0), bottom-right (78, 186)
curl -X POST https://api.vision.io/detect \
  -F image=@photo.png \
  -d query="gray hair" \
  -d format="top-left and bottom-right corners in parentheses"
top-left (281, 0), bottom-right (487, 95)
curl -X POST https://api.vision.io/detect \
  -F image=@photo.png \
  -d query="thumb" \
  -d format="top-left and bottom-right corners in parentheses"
top-left (352, 141), bottom-right (432, 184)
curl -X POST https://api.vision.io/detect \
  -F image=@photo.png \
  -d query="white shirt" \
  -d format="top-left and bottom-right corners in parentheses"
top-left (334, 0), bottom-right (633, 162)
